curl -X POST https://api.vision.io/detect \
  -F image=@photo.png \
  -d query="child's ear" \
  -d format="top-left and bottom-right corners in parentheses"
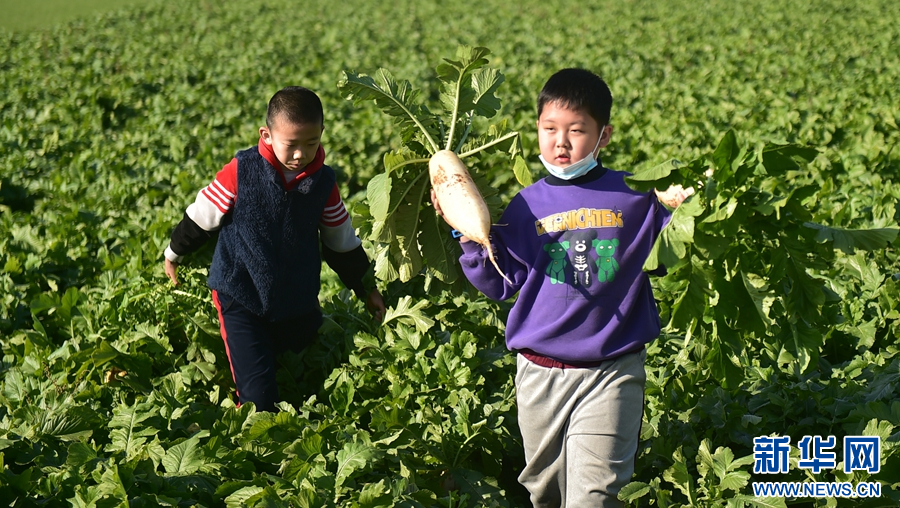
top-left (599, 124), bottom-right (613, 149)
top-left (259, 126), bottom-right (272, 144)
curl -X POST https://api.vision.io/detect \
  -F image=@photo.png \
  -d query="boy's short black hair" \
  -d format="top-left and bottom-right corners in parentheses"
top-left (266, 86), bottom-right (324, 128)
top-left (537, 68), bottom-right (613, 126)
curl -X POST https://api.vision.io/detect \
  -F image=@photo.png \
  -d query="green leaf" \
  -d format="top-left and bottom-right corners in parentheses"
top-left (285, 433), bottom-right (324, 462)
top-left (803, 222), bottom-right (898, 254)
top-left (16, 404), bottom-right (99, 441)
top-left (862, 418), bottom-right (894, 441)
top-left (30, 293), bottom-right (57, 314)
top-left (469, 66), bottom-right (504, 118)
top-left (91, 340), bottom-right (120, 366)
top-left (710, 129), bottom-right (747, 181)
top-left (625, 159), bottom-right (686, 191)
top-left (4, 256), bottom-right (22, 275)
top-left (96, 461), bottom-right (129, 503)
top-left (30, 311), bottom-right (48, 341)
top-left (701, 196), bottom-right (739, 225)
top-left (456, 121), bottom-right (521, 160)
top-left (390, 170), bottom-right (430, 282)
top-left (646, 196), bottom-right (703, 271)
top-left (373, 244), bottom-right (400, 282)
top-left (662, 451), bottom-right (696, 505)
top-left (68, 485), bottom-right (104, 508)
top-left (358, 479), bottom-right (392, 507)
top-left (419, 206), bottom-right (460, 284)
top-left (783, 245), bottom-right (826, 311)
top-left (41, 406), bottom-right (98, 441)
top-left (669, 259), bottom-right (714, 331)
top-left (382, 296), bottom-right (434, 333)
top-left (448, 468), bottom-right (505, 505)
top-left (162, 435), bottom-right (204, 475)
top-left (436, 45), bottom-right (493, 149)
top-left (783, 319), bottom-right (823, 372)
top-left (335, 441), bottom-right (380, 490)
top-left (106, 400), bottom-right (159, 458)
top-left (435, 344), bottom-right (471, 387)
top-left (696, 440), bottom-right (752, 492)
top-left (513, 155), bottom-right (533, 187)
top-left (67, 442), bottom-right (99, 468)
top-left (283, 457), bottom-right (312, 483)
top-left (706, 326), bottom-right (744, 389)
top-left (753, 185), bottom-right (816, 219)
top-left (696, 439), bottom-right (717, 480)
top-left (367, 173), bottom-right (392, 222)
top-left (328, 372), bottom-right (357, 416)
top-left (246, 486), bottom-right (290, 507)
top-left (383, 148), bottom-right (429, 174)
top-left (2, 368), bottom-right (31, 404)
top-left (760, 143), bottom-right (818, 176)
top-left (226, 487), bottom-right (265, 508)
top-left (618, 481), bottom-right (651, 502)
top-left (739, 271), bottom-right (776, 333)
top-left (338, 69), bottom-right (439, 152)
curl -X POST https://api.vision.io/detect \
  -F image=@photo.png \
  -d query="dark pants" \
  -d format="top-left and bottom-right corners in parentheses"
top-left (212, 290), bottom-right (321, 412)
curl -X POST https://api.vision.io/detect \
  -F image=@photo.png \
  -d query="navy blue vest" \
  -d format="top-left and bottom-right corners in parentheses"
top-left (208, 147), bottom-right (335, 320)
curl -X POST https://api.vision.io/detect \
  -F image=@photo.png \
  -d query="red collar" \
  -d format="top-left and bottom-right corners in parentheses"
top-left (257, 137), bottom-right (326, 188)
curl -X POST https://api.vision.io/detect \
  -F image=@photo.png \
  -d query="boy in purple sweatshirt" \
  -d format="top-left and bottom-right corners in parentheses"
top-left (433, 68), bottom-right (690, 507)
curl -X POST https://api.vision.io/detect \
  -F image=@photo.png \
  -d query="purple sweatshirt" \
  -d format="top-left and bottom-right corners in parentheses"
top-left (459, 166), bottom-right (671, 363)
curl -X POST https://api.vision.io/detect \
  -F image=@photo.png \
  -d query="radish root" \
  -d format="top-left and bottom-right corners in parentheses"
top-left (483, 239), bottom-right (512, 285)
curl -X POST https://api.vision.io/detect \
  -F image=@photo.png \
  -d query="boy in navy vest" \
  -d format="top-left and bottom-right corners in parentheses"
top-left (164, 86), bottom-right (385, 412)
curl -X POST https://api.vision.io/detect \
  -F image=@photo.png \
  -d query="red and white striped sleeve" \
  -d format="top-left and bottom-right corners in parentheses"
top-left (187, 158), bottom-right (238, 230)
top-left (163, 159), bottom-right (238, 263)
top-left (321, 184), bottom-right (349, 227)
top-left (319, 183), bottom-right (361, 253)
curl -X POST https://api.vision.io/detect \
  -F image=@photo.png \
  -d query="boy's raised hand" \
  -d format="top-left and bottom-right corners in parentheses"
top-left (164, 259), bottom-right (179, 285)
top-left (655, 184), bottom-right (695, 209)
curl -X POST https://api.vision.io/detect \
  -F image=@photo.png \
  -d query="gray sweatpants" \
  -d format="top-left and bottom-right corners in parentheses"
top-left (515, 349), bottom-right (646, 508)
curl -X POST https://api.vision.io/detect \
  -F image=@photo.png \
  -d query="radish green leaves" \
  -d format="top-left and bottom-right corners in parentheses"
top-left (339, 46), bottom-right (529, 288)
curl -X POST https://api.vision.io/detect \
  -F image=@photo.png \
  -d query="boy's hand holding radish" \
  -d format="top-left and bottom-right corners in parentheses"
top-left (431, 188), bottom-right (469, 243)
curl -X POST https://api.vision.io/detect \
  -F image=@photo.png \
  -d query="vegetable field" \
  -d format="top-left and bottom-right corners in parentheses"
top-left (2, 0), bottom-right (899, 505)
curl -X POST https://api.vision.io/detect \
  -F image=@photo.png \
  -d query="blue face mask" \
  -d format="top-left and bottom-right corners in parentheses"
top-left (539, 127), bottom-right (605, 180)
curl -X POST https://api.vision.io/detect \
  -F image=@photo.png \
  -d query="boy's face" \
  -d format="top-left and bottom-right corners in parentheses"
top-left (537, 101), bottom-right (611, 168)
top-left (260, 115), bottom-right (324, 172)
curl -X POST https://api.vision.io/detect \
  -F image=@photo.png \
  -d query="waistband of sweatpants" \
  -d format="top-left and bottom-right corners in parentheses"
top-left (518, 346), bottom-right (644, 369)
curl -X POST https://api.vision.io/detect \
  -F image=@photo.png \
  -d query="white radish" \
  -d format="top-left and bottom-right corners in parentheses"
top-left (429, 150), bottom-right (511, 284)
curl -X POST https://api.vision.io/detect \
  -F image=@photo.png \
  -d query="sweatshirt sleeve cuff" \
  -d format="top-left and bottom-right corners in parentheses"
top-left (458, 239), bottom-right (487, 266)
top-left (164, 245), bottom-right (184, 263)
